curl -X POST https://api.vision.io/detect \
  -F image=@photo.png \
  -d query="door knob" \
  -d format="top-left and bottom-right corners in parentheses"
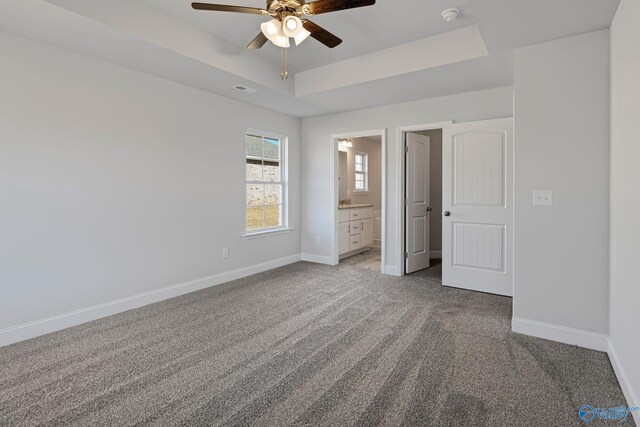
top-left (443, 211), bottom-right (451, 217)
top-left (426, 207), bottom-right (432, 212)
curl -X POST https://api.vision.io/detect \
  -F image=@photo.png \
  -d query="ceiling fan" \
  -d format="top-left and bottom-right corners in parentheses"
top-left (192, 0), bottom-right (376, 79)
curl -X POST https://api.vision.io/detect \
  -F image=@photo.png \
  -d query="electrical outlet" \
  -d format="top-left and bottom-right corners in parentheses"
top-left (315, 235), bottom-right (321, 245)
top-left (222, 248), bottom-right (229, 259)
top-left (533, 190), bottom-right (553, 207)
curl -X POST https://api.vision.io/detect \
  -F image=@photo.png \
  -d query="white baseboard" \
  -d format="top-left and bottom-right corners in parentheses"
top-left (301, 253), bottom-right (336, 265)
top-left (0, 254), bottom-right (302, 348)
top-left (511, 317), bottom-right (609, 352)
top-left (511, 317), bottom-right (640, 418)
top-left (608, 340), bottom-right (640, 422)
top-left (429, 250), bottom-right (442, 259)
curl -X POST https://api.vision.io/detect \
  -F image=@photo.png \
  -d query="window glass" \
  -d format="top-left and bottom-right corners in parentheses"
top-left (354, 152), bottom-right (368, 192)
top-left (246, 133), bottom-right (286, 232)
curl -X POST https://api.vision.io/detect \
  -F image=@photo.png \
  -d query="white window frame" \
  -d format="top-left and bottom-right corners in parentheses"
top-left (244, 130), bottom-right (289, 237)
top-left (354, 151), bottom-right (368, 192)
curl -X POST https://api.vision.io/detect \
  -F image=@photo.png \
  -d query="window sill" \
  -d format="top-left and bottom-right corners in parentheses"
top-left (242, 228), bottom-right (293, 240)
top-left (354, 191), bottom-right (370, 195)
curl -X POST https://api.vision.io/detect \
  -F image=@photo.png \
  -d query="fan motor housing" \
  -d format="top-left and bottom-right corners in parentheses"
top-left (267, 0), bottom-right (305, 15)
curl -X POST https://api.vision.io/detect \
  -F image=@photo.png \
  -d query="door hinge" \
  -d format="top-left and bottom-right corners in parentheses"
top-left (404, 252), bottom-right (409, 259)
top-left (404, 145), bottom-right (408, 153)
top-left (404, 198), bottom-right (408, 206)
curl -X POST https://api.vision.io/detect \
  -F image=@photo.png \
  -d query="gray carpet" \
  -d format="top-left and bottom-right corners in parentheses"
top-left (0, 253), bottom-right (632, 426)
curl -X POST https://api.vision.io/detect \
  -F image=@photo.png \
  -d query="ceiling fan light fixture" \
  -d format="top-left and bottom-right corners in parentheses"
top-left (192, 0), bottom-right (378, 77)
top-left (282, 15), bottom-right (302, 36)
top-left (294, 28), bottom-right (311, 45)
top-left (261, 18), bottom-right (290, 48)
top-left (274, 33), bottom-right (290, 48)
top-left (261, 18), bottom-right (280, 38)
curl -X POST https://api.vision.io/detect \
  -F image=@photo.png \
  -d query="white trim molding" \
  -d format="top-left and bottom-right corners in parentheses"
top-left (608, 341), bottom-right (640, 423)
top-left (513, 318), bottom-right (639, 421)
top-left (242, 228), bottom-right (294, 240)
top-left (301, 253), bottom-right (336, 265)
top-left (0, 254), bottom-right (301, 348)
top-left (511, 317), bottom-right (609, 352)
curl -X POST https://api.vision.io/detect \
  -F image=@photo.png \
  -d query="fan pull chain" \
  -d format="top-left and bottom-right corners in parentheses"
top-left (281, 47), bottom-right (288, 80)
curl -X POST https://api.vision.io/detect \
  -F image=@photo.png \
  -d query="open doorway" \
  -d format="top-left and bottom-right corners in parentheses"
top-left (399, 119), bottom-right (514, 296)
top-left (403, 128), bottom-right (443, 277)
top-left (331, 130), bottom-right (386, 272)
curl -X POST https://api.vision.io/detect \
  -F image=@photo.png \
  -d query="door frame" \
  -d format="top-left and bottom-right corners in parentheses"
top-left (330, 129), bottom-right (387, 271)
top-left (397, 121), bottom-right (452, 276)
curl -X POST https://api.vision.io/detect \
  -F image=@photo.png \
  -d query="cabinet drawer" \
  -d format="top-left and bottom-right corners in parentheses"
top-left (349, 222), bottom-right (361, 235)
top-left (349, 209), bottom-right (362, 221)
top-left (349, 234), bottom-right (361, 251)
top-left (338, 210), bottom-right (351, 223)
top-left (361, 207), bottom-right (373, 219)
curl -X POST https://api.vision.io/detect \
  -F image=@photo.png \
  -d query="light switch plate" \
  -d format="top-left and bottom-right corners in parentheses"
top-left (533, 190), bottom-right (553, 207)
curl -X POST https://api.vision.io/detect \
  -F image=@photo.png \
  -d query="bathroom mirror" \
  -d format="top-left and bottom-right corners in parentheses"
top-left (338, 150), bottom-right (348, 201)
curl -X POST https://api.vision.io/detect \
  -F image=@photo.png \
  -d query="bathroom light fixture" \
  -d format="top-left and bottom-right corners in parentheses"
top-left (338, 138), bottom-right (353, 149)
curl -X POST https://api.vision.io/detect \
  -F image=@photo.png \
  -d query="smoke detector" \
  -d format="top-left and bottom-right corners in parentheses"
top-left (441, 8), bottom-right (459, 22)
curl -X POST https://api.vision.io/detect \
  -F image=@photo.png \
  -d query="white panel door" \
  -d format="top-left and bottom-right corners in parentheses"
top-left (405, 133), bottom-right (431, 274)
top-left (442, 118), bottom-right (513, 296)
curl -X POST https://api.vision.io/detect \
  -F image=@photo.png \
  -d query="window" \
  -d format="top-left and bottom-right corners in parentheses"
top-left (246, 132), bottom-right (286, 233)
top-left (354, 152), bottom-right (368, 192)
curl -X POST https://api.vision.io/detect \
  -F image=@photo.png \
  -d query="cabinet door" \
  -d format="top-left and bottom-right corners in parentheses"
top-left (361, 218), bottom-right (374, 248)
top-left (339, 222), bottom-right (350, 255)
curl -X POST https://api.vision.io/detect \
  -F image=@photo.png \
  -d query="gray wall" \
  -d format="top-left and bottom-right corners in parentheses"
top-left (0, 33), bottom-right (302, 331)
top-left (301, 86), bottom-right (514, 272)
top-left (610, 0), bottom-right (640, 407)
top-left (513, 30), bottom-right (610, 333)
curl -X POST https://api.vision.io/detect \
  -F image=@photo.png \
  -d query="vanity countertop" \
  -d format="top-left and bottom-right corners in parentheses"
top-left (338, 204), bottom-right (374, 210)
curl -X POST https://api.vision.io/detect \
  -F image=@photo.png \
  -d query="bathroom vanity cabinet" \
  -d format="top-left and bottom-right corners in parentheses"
top-left (338, 205), bottom-right (374, 258)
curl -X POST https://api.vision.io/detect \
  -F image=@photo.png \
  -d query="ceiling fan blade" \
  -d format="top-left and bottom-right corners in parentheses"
top-left (191, 3), bottom-right (266, 14)
top-left (247, 32), bottom-right (268, 49)
top-left (304, 0), bottom-right (375, 15)
top-left (302, 20), bottom-right (342, 48)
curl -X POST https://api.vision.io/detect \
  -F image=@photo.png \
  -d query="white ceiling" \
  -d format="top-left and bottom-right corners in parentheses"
top-left (467, 0), bottom-right (620, 53)
top-left (143, 0), bottom-right (476, 72)
top-left (0, 0), bottom-right (621, 118)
